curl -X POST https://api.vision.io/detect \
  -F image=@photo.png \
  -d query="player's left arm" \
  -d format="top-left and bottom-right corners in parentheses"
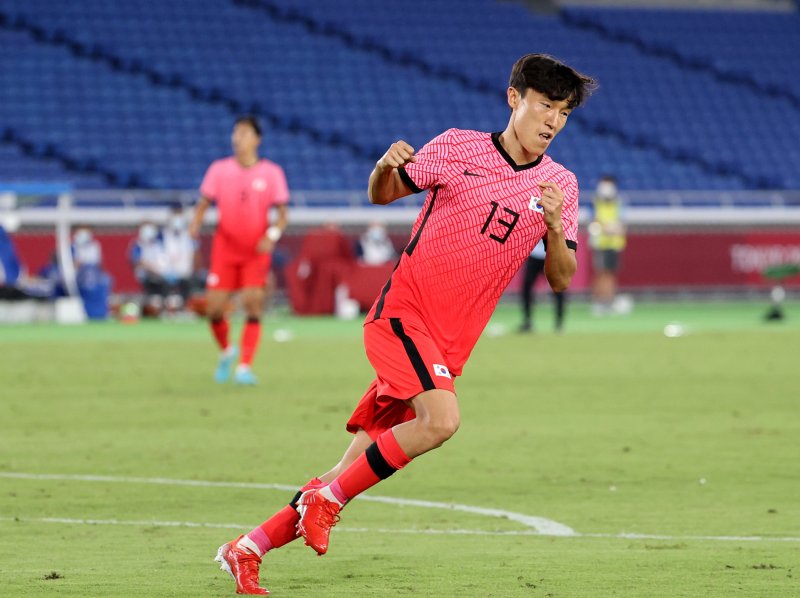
top-left (539, 181), bottom-right (577, 293)
top-left (189, 196), bottom-right (212, 239)
top-left (257, 203), bottom-right (288, 254)
top-left (273, 203), bottom-right (288, 233)
top-left (257, 165), bottom-right (291, 254)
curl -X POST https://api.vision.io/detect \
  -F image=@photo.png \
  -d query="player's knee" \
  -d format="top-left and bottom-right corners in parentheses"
top-left (205, 293), bottom-right (228, 319)
top-left (241, 290), bottom-right (264, 313)
top-left (207, 307), bottom-right (225, 320)
top-left (244, 307), bottom-right (262, 319)
top-left (425, 413), bottom-right (460, 445)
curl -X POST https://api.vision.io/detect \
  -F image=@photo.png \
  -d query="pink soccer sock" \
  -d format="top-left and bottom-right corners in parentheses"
top-left (245, 477), bottom-right (324, 554)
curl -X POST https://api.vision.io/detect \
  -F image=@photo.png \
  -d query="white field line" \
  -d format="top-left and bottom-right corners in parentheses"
top-left (2, 472), bottom-right (800, 543)
top-left (2, 517), bottom-right (799, 543)
top-left (0, 471), bottom-right (574, 536)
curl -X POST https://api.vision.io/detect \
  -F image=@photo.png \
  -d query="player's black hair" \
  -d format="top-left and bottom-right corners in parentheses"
top-left (509, 54), bottom-right (596, 109)
top-left (234, 115), bottom-right (263, 137)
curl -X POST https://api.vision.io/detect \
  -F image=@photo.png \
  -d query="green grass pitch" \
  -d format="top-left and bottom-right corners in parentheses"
top-left (1, 300), bottom-right (798, 597)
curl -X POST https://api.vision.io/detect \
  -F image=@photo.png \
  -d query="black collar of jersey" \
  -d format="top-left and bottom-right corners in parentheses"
top-left (491, 132), bottom-right (543, 172)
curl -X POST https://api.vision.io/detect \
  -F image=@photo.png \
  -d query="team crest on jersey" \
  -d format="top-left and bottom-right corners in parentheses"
top-left (252, 178), bottom-right (268, 191)
top-left (433, 364), bottom-right (451, 379)
top-left (529, 194), bottom-right (544, 213)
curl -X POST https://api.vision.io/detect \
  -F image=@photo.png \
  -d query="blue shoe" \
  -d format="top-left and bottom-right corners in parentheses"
top-left (233, 366), bottom-right (258, 386)
top-left (214, 347), bottom-right (238, 383)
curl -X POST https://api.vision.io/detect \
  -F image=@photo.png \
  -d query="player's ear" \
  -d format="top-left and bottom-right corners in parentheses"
top-left (507, 87), bottom-right (520, 110)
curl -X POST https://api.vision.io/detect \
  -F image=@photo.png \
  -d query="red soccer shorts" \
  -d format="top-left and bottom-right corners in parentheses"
top-left (207, 238), bottom-right (271, 291)
top-left (346, 317), bottom-right (457, 440)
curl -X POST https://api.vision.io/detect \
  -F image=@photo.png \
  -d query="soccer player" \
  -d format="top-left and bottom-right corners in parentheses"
top-left (518, 239), bottom-right (567, 333)
top-left (215, 54), bottom-right (595, 594)
top-left (189, 116), bottom-right (289, 385)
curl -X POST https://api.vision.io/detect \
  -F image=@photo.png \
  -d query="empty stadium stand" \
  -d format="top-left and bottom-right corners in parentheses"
top-left (0, 0), bottom-right (797, 193)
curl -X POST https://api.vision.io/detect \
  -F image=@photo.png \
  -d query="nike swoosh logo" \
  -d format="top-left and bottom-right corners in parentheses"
top-left (463, 169), bottom-right (485, 177)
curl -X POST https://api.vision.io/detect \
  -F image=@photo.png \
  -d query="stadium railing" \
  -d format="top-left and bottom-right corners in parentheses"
top-left (4, 185), bottom-right (800, 301)
top-left (7, 188), bottom-right (800, 228)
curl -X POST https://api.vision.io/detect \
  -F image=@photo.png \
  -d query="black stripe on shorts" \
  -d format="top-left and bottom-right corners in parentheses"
top-left (389, 318), bottom-right (435, 391)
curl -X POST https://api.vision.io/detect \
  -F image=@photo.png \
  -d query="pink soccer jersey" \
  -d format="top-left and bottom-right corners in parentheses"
top-left (200, 157), bottom-right (289, 254)
top-left (366, 128), bottom-right (579, 375)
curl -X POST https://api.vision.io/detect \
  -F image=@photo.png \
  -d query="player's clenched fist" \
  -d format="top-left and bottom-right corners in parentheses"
top-left (537, 181), bottom-right (565, 231)
top-left (377, 140), bottom-right (417, 170)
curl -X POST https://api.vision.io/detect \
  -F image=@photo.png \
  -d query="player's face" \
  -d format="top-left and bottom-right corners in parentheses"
top-left (508, 88), bottom-right (572, 156)
top-left (231, 123), bottom-right (261, 156)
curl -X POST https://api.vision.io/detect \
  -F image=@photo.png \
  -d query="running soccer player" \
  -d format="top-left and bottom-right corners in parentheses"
top-left (189, 116), bottom-right (289, 386)
top-left (215, 54), bottom-right (595, 594)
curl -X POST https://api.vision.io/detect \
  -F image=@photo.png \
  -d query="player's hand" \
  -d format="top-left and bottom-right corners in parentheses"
top-left (537, 182), bottom-right (565, 232)
top-left (256, 237), bottom-right (275, 254)
top-left (188, 220), bottom-right (201, 239)
top-left (376, 141), bottom-right (417, 170)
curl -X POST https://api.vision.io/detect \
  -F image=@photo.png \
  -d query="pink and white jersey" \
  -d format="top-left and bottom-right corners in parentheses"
top-left (366, 128), bottom-right (579, 375)
top-left (200, 157), bottom-right (289, 254)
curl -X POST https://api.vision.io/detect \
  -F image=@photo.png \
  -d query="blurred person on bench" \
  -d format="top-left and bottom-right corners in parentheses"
top-left (129, 221), bottom-right (169, 316)
top-left (357, 221), bottom-right (396, 266)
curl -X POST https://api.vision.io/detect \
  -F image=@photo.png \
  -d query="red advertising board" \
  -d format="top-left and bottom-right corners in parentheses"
top-left (616, 230), bottom-right (800, 289)
top-left (9, 229), bottom-right (800, 294)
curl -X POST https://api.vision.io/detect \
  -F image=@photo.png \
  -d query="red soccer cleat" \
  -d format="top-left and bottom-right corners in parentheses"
top-left (214, 535), bottom-right (270, 595)
top-left (296, 489), bottom-right (341, 556)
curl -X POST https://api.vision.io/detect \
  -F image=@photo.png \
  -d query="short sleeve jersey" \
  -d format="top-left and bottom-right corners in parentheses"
top-left (200, 157), bottom-right (289, 255)
top-left (366, 128), bottom-right (579, 376)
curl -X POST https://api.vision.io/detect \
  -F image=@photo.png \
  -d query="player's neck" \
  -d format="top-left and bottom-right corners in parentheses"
top-left (498, 128), bottom-right (540, 166)
top-left (235, 153), bottom-right (259, 168)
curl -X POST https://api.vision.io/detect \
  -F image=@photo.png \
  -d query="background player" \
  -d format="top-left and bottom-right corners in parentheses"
top-left (214, 54), bottom-right (595, 594)
top-left (189, 116), bottom-right (289, 385)
top-left (519, 238), bottom-right (567, 333)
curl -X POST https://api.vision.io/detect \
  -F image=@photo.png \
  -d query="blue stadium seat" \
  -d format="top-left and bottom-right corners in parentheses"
top-left (0, 0), bottom-right (796, 193)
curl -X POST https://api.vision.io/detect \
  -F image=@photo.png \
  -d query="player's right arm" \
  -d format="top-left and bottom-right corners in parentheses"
top-left (192, 160), bottom-right (219, 238)
top-left (368, 141), bottom-right (417, 205)
top-left (189, 196), bottom-right (212, 239)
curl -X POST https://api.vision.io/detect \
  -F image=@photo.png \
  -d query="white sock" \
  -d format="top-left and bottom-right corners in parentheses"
top-left (317, 485), bottom-right (345, 507)
top-left (222, 346), bottom-right (236, 358)
top-left (236, 534), bottom-right (262, 557)
top-left (235, 364), bottom-right (251, 374)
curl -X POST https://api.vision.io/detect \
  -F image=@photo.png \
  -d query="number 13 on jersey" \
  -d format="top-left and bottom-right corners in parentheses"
top-left (480, 201), bottom-right (519, 244)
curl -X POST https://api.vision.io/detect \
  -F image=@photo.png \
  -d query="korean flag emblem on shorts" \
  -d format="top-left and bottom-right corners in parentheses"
top-left (529, 194), bottom-right (544, 213)
top-left (433, 364), bottom-right (451, 379)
